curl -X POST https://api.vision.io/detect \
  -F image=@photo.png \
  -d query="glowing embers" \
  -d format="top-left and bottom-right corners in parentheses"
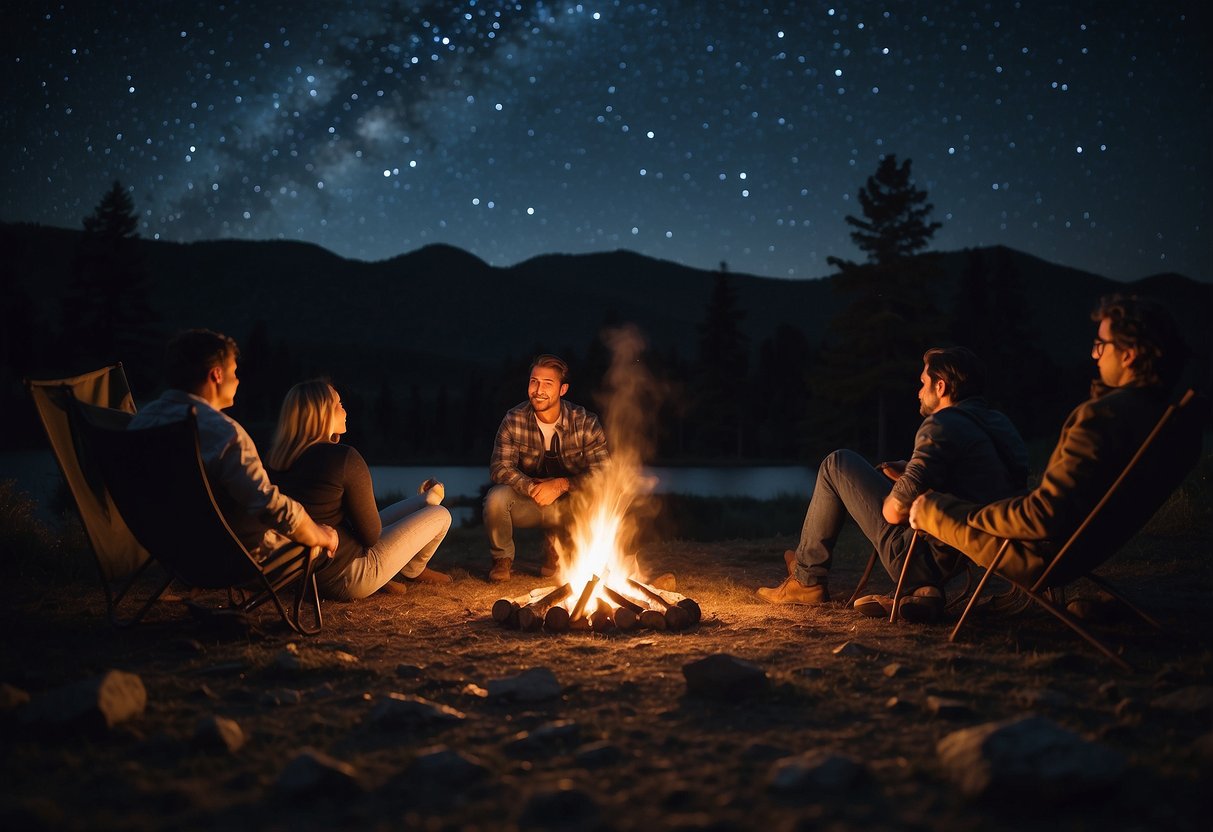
top-left (491, 575), bottom-right (701, 634)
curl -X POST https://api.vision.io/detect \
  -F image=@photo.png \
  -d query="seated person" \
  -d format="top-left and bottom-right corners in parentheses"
top-left (910, 294), bottom-right (1194, 585)
top-left (129, 329), bottom-right (337, 557)
top-left (267, 380), bottom-right (452, 600)
top-left (484, 354), bottom-right (610, 582)
top-left (758, 346), bottom-right (1028, 622)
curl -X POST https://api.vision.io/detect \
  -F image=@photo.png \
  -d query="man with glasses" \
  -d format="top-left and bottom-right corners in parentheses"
top-left (484, 354), bottom-right (610, 582)
top-left (909, 294), bottom-right (1190, 586)
top-left (757, 346), bottom-right (1028, 623)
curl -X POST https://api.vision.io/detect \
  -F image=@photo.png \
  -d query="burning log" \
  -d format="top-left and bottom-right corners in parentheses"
top-left (638, 609), bottom-right (667, 630)
top-left (649, 587), bottom-right (703, 626)
top-left (492, 586), bottom-right (558, 629)
top-left (603, 587), bottom-right (643, 632)
top-left (517, 584), bottom-right (573, 632)
top-left (627, 577), bottom-right (694, 630)
top-left (568, 574), bottom-right (602, 623)
top-left (590, 598), bottom-right (617, 633)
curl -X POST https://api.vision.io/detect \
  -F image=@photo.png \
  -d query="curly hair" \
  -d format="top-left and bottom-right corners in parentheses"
top-left (1092, 294), bottom-right (1188, 388)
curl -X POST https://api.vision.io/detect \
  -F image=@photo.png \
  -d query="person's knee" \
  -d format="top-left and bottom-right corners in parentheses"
top-left (483, 485), bottom-right (512, 520)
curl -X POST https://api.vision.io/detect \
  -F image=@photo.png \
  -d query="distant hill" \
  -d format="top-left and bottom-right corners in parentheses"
top-left (2, 222), bottom-right (1209, 459)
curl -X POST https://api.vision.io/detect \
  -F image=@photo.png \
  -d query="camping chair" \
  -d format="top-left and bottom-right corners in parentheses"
top-left (26, 364), bottom-right (152, 626)
top-left (948, 389), bottom-right (1203, 671)
top-left (71, 401), bottom-right (327, 635)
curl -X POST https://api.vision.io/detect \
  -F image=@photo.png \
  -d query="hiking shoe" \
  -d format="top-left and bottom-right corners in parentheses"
top-left (409, 567), bottom-right (452, 585)
top-left (853, 594), bottom-right (894, 618)
top-left (899, 586), bottom-right (945, 624)
top-left (756, 576), bottom-right (829, 605)
top-left (489, 560), bottom-right (512, 583)
top-left (783, 549), bottom-right (798, 577)
top-left (379, 579), bottom-right (408, 596)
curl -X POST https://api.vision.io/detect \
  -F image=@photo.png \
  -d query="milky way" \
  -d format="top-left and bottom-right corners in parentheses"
top-left (3, 1), bottom-right (1208, 280)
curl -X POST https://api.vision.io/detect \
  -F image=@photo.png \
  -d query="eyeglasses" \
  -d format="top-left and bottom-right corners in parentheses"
top-left (1091, 338), bottom-right (1114, 358)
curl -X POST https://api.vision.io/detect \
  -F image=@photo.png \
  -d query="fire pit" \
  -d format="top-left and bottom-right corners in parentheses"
top-left (492, 576), bottom-right (702, 634)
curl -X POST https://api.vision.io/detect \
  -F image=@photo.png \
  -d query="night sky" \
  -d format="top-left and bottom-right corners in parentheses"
top-left (4, 1), bottom-right (1209, 281)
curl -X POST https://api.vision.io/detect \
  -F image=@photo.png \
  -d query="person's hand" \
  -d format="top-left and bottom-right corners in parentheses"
top-left (908, 493), bottom-right (930, 530)
top-left (876, 460), bottom-right (907, 482)
top-left (420, 479), bottom-right (445, 505)
top-left (317, 523), bottom-right (339, 554)
top-left (529, 478), bottom-right (569, 507)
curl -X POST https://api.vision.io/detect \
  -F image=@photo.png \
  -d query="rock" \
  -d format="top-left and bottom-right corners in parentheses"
top-left (574, 740), bottom-right (625, 768)
top-left (486, 667), bottom-right (563, 702)
top-left (926, 696), bottom-right (972, 719)
top-left (368, 693), bottom-right (467, 728)
top-left (649, 572), bottom-right (678, 591)
top-left (1008, 687), bottom-right (1072, 710)
top-left (332, 650), bottom-right (359, 665)
top-left (396, 663), bottom-right (424, 678)
top-left (682, 654), bottom-right (769, 699)
top-left (518, 781), bottom-right (600, 826)
top-left (273, 646), bottom-right (303, 671)
top-left (937, 715), bottom-right (1126, 802)
top-left (1150, 686), bottom-right (1213, 714)
top-left (886, 696), bottom-right (913, 713)
top-left (883, 662), bottom-right (903, 678)
top-left (260, 688), bottom-right (304, 707)
top-left (194, 714), bottom-right (245, 753)
top-left (506, 719), bottom-right (581, 757)
top-left (768, 750), bottom-right (864, 794)
top-left (276, 748), bottom-right (360, 795)
top-left (19, 670), bottom-right (146, 733)
top-left (405, 745), bottom-right (490, 785)
top-left (832, 641), bottom-right (877, 658)
top-left (0, 682), bottom-right (31, 712)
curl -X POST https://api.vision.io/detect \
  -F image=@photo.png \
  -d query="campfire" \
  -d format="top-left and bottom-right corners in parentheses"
top-left (490, 328), bottom-right (703, 634)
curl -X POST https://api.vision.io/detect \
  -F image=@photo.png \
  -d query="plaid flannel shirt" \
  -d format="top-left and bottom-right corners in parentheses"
top-left (490, 400), bottom-right (610, 496)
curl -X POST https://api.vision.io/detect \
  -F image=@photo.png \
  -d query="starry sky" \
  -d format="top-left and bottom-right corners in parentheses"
top-left (3, 1), bottom-right (1209, 281)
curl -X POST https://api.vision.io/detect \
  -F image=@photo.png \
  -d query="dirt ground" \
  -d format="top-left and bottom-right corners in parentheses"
top-left (2, 523), bottom-right (1211, 832)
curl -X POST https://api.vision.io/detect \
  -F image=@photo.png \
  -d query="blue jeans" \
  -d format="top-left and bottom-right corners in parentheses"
top-left (792, 450), bottom-right (946, 590)
top-left (483, 484), bottom-right (569, 562)
top-left (326, 495), bottom-right (451, 600)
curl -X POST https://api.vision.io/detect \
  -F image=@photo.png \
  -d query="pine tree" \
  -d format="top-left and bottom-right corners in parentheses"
top-left (60, 181), bottom-right (159, 388)
top-left (815, 156), bottom-right (944, 459)
top-left (692, 267), bottom-right (749, 458)
top-left (828, 155), bottom-right (942, 269)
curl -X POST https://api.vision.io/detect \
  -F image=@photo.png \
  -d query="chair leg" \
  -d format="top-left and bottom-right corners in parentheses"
top-left (1084, 574), bottom-right (1165, 631)
top-left (889, 531), bottom-right (921, 623)
top-left (845, 549), bottom-right (880, 606)
top-left (1020, 585), bottom-right (1133, 672)
top-left (949, 539), bottom-right (1012, 643)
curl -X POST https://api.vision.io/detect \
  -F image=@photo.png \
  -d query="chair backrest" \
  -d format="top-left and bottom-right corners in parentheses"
top-left (1038, 389), bottom-right (1205, 588)
top-left (26, 365), bottom-right (148, 581)
top-left (72, 402), bottom-right (264, 590)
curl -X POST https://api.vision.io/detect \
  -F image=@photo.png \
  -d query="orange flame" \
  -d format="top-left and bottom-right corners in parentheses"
top-left (555, 326), bottom-right (660, 614)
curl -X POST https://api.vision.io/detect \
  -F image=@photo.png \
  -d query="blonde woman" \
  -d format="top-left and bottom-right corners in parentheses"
top-left (267, 380), bottom-right (451, 599)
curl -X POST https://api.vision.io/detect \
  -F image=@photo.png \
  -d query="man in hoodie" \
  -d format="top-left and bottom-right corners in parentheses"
top-left (757, 346), bottom-right (1027, 622)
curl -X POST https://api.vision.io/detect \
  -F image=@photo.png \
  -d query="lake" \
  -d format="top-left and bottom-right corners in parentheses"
top-left (2, 451), bottom-right (814, 523)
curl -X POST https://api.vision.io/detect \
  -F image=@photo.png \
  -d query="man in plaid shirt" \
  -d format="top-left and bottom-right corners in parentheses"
top-left (485, 354), bottom-right (610, 582)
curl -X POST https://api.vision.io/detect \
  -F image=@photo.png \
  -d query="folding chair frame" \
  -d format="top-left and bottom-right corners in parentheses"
top-left (947, 389), bottom-right (1198, 671)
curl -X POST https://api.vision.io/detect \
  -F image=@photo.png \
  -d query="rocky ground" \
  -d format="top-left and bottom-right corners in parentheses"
top-left (2, 523), bottom-right (1211, 832)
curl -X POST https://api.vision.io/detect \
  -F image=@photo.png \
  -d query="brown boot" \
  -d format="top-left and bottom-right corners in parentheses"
top-left (756, 576), bottom-right (829, 605)
top-left (409, 567), bottom-right (452, 585)
top-left (489, 559), bottom-right (512, 583)
top-left (783, 549), bottom-right (797, 576)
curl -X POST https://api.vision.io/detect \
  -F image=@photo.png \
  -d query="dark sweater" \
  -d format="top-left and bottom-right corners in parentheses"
top-left (268, 443), bottom-right (379, 576)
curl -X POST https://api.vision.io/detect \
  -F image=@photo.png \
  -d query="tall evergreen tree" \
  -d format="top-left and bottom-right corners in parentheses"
top-left (815, 156), bottom-right (944, 459)
top-left (60, 181), bottom-right (160, 390)
top-left (692, 266), bottom-right (749, 458)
